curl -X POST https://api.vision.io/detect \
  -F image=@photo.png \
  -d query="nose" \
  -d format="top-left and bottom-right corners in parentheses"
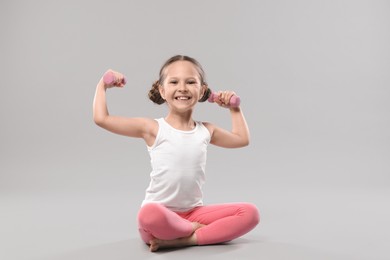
top-left (178, 81), bottom-right (188, 92)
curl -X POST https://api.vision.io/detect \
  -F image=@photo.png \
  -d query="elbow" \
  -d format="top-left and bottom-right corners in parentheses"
top-left (236, 137), bottom-right (250, 148)
top-left (242, 135), bottom-right (250, 147)
top-left (93, 116), bottom-right (106, 127)
top-left (238, 130), bottom-right (250, 147)
top-left (241, 139), bottom-right (250, 147)
top-left (232, 134), bottom-right (250, 148)
top-left (245, 133), bottom-right (251, 146)
top-left (94, 120), bottom-right (103, 127)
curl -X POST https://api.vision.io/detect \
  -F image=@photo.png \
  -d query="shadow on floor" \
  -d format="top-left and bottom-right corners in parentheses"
top-left (41, 236), bottom-right (358, 260)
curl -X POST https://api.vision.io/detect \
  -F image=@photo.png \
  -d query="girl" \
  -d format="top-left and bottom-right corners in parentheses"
top-left (93, 55), bottom-right (260, 252)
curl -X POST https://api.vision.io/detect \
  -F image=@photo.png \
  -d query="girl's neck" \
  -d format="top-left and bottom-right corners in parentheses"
top-left (165, 111), bottom-right (195, 131)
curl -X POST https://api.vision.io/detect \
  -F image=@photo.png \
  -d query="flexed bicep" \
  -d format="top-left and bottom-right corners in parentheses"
top-left (204, 121), bottom-right (249, 148)
top-left (97, 117), bottom-right (154, 138)
top-left (93, 70), bottom-right (158, 144)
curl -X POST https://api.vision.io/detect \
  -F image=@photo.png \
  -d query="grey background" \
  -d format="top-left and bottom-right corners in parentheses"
top-left (1, 0), bottom-right (389, 259)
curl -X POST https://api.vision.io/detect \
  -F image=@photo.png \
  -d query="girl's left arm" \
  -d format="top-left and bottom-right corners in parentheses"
top-left (204, 106), bottom-right (250, 148)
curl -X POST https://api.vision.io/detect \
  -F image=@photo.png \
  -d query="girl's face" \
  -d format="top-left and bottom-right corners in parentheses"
top-left (159, 60), bottom-right (205, 112)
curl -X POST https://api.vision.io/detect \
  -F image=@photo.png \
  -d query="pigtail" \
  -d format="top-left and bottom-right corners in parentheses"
top-left (148, 81), bottom-right (165, 105)
top-left (199, 86), bottom-right (211, 103)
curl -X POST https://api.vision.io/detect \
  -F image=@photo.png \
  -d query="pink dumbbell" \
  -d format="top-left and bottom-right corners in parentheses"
top-left (103, 71), bottom-right (127, 85)
top-left (208, 92), bottom-right (241, 107)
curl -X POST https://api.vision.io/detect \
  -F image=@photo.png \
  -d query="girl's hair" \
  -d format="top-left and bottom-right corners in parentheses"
top-left (148, 55), bottom-right (211, 104)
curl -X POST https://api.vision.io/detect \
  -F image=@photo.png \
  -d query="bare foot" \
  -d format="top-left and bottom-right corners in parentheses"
top-left (149, 239), bottom-right (159, 252)
top-left (149, 233), bottom-right (198, 252)
top-left (192, 222), bottom-right (206, 232)
top-left (148, 222), bottom-right (206, 252)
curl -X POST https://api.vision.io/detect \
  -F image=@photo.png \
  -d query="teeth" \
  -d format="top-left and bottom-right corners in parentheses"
top-left (176, 97), bottom-right (190, 100)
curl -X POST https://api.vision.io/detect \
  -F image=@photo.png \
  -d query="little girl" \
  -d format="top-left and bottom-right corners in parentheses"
top-left (93, 55), bottom-right (259, 251)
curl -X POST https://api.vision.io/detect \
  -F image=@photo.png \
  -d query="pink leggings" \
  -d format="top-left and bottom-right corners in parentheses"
top-left (137, 203), bottom-right (260, 245)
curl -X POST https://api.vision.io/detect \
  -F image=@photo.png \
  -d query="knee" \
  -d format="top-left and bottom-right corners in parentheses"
top-left (137, 203), bottom-right (166, 228)
top-left (242, 203), bottom-right (260, 227)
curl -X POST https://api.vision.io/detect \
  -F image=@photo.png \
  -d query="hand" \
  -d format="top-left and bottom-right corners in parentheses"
top-left (102, 69), bottom-right (127, 88)
top-left (214, 90), bottom-right (237, 108)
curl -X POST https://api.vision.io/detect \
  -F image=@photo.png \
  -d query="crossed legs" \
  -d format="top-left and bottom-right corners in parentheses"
top-left (137, 203), bottom-right (260, 251)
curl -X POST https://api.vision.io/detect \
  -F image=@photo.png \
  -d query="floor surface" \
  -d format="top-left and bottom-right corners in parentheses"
top-left (1, 186), bottom-right (389, 260)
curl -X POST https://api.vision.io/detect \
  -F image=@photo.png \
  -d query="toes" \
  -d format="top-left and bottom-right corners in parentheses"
top-left (149, 245), bottom-right (157, 252)
top-left (149, 239), bottom-right (159, 252)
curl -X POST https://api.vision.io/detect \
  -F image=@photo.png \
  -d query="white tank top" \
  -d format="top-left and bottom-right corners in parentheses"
top-left (141, 118), bottom-right (211, 212)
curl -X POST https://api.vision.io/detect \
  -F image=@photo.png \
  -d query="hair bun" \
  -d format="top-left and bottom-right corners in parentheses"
top-left (148, 81), bottom-right (165, 105)
top-left (199, 87), bottom-right (211, 102)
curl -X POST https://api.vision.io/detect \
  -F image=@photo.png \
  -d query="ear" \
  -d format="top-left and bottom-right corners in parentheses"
top-left (158, 84), bottom-right (165, 100)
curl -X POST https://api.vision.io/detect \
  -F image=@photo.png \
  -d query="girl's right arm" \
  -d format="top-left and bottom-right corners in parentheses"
top-left (93, 70), bottom-right (157, 145)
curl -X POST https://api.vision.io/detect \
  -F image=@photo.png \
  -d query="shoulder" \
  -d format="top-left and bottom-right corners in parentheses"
top-left (201, 121), bottom-right (215, 136)
top-left (141, 118), bottom-right (160, 146)
top-left (141, 117), bottom-right (159, 135)
top-left (142, 117), bottom-right (158, 126)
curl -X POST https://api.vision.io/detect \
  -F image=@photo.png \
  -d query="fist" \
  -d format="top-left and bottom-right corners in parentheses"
top-left (209, 90), bottom-right (240, 108)
top-left (103, 70), bottom-right (127, 88)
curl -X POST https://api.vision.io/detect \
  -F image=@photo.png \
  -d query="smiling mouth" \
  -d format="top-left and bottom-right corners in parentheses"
top-left (175, 96), bottom-right (191, 100)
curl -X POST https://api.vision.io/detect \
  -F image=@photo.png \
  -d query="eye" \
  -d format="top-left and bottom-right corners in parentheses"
top-left (170, 80), bottom-right (178, 84)
top-left (187, 81), bottom-right (196, 85)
